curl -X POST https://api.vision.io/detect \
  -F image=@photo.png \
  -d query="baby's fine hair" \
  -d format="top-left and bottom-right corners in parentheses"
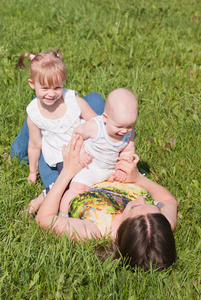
top-left (104, 88), bottom-right (137, 116)
top-left (16, 50), bottom-right (67, 86)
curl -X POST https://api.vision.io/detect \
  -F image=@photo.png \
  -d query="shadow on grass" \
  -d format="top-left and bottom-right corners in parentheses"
top-left (138, 160), bottom-right (150, 175)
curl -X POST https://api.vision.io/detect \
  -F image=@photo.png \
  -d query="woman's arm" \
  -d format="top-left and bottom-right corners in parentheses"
top-left (27, 116), bottom-right (42, 184)
top-left (115, 155), bottom-right (177, 230)
top-left (36, 134), bottom-right (101, 240)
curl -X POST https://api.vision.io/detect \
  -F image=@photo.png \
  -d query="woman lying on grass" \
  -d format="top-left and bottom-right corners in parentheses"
top-left (36, 134), bottom-right (177, 271)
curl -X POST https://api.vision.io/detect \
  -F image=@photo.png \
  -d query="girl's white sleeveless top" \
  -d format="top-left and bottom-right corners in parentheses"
top-left (27, 89), bottom-right (81, 167)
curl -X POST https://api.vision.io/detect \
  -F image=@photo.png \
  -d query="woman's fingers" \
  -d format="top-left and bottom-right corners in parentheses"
top-left (67, 133), bottom-right (78, 152)
top-left (114, 154), bottom-right (141, 183)
top-left (73, 134), bottom-right (83, 155)
top-left (116, 154), bottom-right (140, 170)
top-left (132, 154), bottom-right (140, 164)
top-left (118, 153), bottom-right (140, 164)
top-left (115, 159), bottom-right (131, 171)
top-left (62, 134), bottom-right (84, 176)
top-left (68, 134), bottom-right (83, 154)
top-left (62, 134), bottom-right (83, 158)
top-left (62, 144), bottom-right (67, 157)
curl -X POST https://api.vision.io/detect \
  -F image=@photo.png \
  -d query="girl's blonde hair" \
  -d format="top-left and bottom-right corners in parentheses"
top-left (16, 50), bottom-right (67, 86)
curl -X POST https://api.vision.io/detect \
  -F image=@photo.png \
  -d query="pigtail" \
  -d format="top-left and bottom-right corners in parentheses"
top-left (16, 50), bottom-right (67, 84)
top-left (49, 48), bottom-right (63, 59)
top-left (16, 53), bottom-right (33, 69)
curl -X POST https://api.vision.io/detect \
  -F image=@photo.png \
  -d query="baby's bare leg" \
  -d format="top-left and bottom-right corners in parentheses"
top-left (59, 182), bottom-right (90, 214)
top-left (29, 193), bottom-right (44, 215)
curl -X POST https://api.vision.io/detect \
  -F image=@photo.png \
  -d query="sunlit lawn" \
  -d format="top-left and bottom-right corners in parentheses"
top-left (0, 0), bottom-right (201, 298)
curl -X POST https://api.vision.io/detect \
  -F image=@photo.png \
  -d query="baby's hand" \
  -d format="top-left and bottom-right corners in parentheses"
top-left (79, 152), bottom-right (93, 168)
top-left (27, 171), bottom-right (38, 184)
top-left (113, 169), bottom-right (127, 182)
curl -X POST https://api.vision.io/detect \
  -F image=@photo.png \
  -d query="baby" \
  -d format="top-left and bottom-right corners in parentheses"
top-left (59, 88), bottom-right (138, 214)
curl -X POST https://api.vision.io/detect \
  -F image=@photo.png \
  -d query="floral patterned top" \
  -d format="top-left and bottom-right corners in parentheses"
top-left (68, 181), bottom-right (154, 236)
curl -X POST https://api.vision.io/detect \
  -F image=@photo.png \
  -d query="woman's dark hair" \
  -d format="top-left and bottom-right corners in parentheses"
top-left (114, 214), bottom-right (176, 271)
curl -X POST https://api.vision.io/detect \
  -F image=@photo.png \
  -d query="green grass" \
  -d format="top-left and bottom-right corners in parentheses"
top-left (0, 0), bottom-right (201, 298)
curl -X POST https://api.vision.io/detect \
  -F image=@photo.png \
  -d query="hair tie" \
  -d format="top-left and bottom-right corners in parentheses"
top-left (56, 53), bottom-right (60, 58)
top-left (29, 54), bottom-right (36, 60)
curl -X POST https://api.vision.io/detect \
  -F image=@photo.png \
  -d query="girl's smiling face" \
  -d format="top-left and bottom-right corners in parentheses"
top-left (28, 79), bottom-right (64, 107)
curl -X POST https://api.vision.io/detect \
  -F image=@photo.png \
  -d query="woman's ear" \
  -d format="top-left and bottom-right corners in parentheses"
top-left (102, 112), bottom-right (108, 123)
top-left (28, 79), bottom-right (35, 89)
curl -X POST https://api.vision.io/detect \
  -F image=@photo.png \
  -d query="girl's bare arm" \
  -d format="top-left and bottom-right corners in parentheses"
top-left (27, 116), bottom-right (42, 183)
top-left (76, 96), bottom-right (97, 120)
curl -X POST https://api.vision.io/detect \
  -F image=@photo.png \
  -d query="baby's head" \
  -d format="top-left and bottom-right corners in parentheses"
top-left (17, 51), bottom-right (67, 87)
top-left (103, 88), bottom-right (138, 137)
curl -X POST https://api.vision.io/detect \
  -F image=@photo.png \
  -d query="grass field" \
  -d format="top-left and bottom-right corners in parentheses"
top-left (0, 0), bottom-right (201, 298)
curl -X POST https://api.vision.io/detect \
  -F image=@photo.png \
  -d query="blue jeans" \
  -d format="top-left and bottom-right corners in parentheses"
top-left (11, 92), bottom-right (105, 188)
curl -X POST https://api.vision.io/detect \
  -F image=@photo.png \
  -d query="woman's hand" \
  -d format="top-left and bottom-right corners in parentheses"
top-left (36, 134), bottom-right (84, 228)
top-left (115, 154), bottom-right (140, 183)
top-left (62, 134), bottom-right (84, 177)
